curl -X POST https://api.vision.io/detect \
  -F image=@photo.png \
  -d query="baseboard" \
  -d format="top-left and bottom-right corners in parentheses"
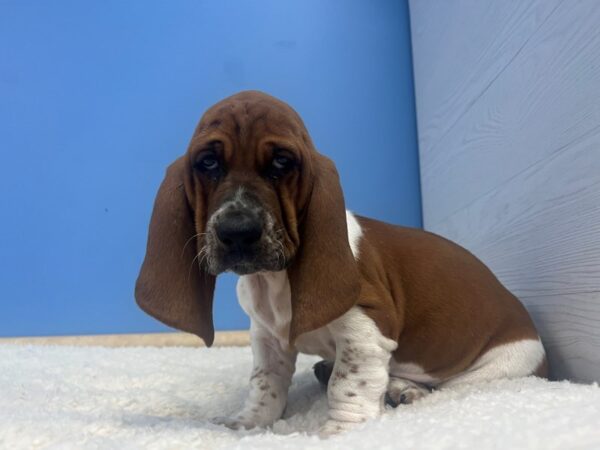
top-left (0, 330), bottom-right (250, 347)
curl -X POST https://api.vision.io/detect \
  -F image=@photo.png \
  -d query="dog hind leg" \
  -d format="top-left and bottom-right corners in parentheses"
top-left (440, 339), bottom-right (546, 389)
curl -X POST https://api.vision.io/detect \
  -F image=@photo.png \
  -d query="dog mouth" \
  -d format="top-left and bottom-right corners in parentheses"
top-left (220, 247), bottom-right (276, 274)
top-left (206, 245), bottom-right (288, 275)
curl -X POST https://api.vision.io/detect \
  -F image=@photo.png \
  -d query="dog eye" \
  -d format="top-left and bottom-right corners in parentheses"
top-left (263, 147), bottom-right (299, 181)
top-left (266, 151), bottom-right (296, 180)
top-left (272, 155), bottom-right (291, 170)
top-left (194, 152), bottom-right (222, 178)
top-left (199, 156), bottom-right (219, 171)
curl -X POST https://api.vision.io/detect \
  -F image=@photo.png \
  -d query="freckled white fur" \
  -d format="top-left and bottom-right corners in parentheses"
top-left (208, 187), bottom-right (246, 224)
top-left (236, 211), bottom-right (366, 360)
top-left (320, 307), bottom-right (397, 435)
top-left (230, 211), bottom-right (393, 432)
top-left (212, 315), bottom-right (297, 430)
top-left (221, 210), bottom-right (546, 435)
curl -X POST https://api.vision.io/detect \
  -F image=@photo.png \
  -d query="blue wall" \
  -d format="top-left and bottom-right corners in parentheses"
top-left (0, 0), bottom-right (420, 337)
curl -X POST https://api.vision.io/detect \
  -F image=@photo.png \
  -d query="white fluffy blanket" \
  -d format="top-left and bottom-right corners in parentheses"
top-left (1, 345), bottom-right (599, 449)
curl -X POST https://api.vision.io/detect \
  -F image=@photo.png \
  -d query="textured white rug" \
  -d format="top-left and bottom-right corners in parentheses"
top-left (1, 344), bottom-right (599, 450)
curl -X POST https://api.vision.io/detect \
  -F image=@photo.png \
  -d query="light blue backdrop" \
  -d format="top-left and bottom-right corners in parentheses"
top-left (0, 0), bottom-right (421, 337)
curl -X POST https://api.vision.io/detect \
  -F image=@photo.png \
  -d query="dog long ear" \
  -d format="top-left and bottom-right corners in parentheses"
top-left (288, 153), bottom-right (360, 343)
top-left (135, 156), bottom-right (216, 346)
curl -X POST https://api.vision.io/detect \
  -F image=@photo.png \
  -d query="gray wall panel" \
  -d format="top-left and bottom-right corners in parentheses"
top-left (410, 0), bottom-right (600, 382)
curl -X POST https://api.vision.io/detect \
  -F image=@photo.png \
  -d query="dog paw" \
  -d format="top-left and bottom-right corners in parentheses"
top-left (318, 419), bottom-right (356, 438)
top-left (386, 378), bottom-right (430, 407)
top-left (211, 415), bottom-right (258, 430)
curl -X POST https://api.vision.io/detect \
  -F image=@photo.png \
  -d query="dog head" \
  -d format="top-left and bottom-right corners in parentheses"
top-left (135, 91), bottom-right (359, 345)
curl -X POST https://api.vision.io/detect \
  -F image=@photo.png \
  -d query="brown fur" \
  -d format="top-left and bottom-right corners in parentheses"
top-left (136, 91), bottom-right (358, 346)
top-left (355, 216), bottom-right (544, 379)
top-left (135, 91), bottom-right (545, 379)
top-left (135, 156), bottom-right (216, 345)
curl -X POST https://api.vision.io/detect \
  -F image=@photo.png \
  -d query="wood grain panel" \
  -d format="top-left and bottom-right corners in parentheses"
top-left (426, 129), bottom-right (600, 382)
top-left (525, 292), bottom-right (600, 383)
top-left (430, 127), bottom-right (600, 298)
top-left (412, 0), bottom-right (600, 226)
top-left (410, 0), bottom-right (561, 168)
top-left (410, 0), bottom-right (600, 382)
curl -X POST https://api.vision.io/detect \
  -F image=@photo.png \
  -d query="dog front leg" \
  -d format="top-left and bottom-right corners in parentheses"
top-left (320, 307), bottom-right (396, 437)
top-left (213, 325), bottom-right (297, 430)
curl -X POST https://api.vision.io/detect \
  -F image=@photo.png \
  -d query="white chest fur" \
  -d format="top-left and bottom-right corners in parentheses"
top-left (237, 270), bottom-right (292, 349)
top-left (237, 211), bottom-right (363, 357)
top-left (225, 213), bottom-right (546, 434)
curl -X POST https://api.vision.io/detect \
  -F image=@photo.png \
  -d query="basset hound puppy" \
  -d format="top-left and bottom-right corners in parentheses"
top-left (135, 91), bottom-right (547, 436)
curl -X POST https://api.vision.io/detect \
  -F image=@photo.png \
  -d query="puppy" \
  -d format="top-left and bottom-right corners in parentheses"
top-left (136, 91), bottom-right (547, 435)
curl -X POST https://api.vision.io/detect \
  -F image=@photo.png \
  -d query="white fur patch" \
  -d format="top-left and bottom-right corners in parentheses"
top-left (390, 361), bottom-right (438, 384)
top-left (237, 271), bottom-right (291, 352)
top-left (231, 208), bottom-right (545, 434)
top-left (218, 271), bottom-right (297, 430)
top-left (321, 307), bottom-right (397, 435)
top-left (345, 210), bottom-right (363, 258)
top-left (237, 210), bottom-right (364, 356)
top-left (233, 208), bottom-right (388, 432)
top-left (441, 339), bottom-right (546, 388)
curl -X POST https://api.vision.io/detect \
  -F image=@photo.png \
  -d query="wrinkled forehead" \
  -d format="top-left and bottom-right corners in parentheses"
top-left (190, 92), bottom-right (309, 156)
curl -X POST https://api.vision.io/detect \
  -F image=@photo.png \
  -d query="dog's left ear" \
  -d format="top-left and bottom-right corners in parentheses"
top-left (135, 156), bottom-right (217, 346)
top-left (288, 153), bottom-right (360, 343)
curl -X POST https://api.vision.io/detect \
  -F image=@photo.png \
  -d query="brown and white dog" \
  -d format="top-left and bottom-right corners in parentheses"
top-left (135, 91), bottom-right (547, 435)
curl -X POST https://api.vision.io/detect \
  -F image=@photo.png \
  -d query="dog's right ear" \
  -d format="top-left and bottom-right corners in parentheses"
top-left (135, 156), bottom-right (216, 346)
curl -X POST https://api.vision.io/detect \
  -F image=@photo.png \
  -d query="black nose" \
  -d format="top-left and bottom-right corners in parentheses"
top-left (215, 211), bottom-right (263, 251)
